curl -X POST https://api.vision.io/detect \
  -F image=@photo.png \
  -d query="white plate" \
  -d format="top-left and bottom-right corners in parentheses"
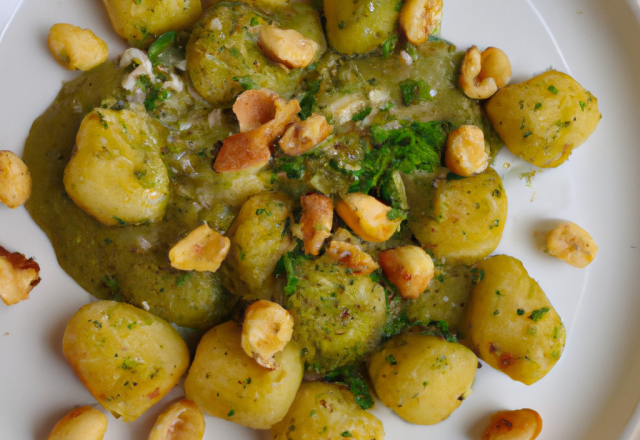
top-left (2, 0), bottom-right (640, 439)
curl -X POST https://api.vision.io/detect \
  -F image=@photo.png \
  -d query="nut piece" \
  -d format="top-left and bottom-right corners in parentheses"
top-left (233, 89), bottom-right (279, 133)
top-left (481, 409), bottom-right (542, 440)
top-left (258, 25), bottom-right (319, 69)
top-left (459, 46), bottom-right (501, 100)
top-left (325, 241), bottom-right (379, 275)
top-left (47, 406), bottom-right (108, 440)
top-left (546, 222), bottom-right (598, 268)
top-left (241, 300), bottom-right (294, 370)
top-left (300, 194), bottom-right (333, 255)
top-left (169, 224), bottom-right (230, 272)
top-left (279, 113), bottom-right (333, 156)
top-left (0, 150), bottom-right (31, 209)
top-left (48, 24), bottom-right (108, 71)
top-left (445, 125), bottom-right (489, 176)
top-left (0, 245), bottom-right (41, 306)
top-left (148, 399), bottom-right (205, 440)
top-left (378, 245), bottom-right (434, 299)
top-left (214, 98), bottom-right (300, 173)
top-left (335, 193), bottom-right (403, 242)
top-left (479, 47), bottom-right (512, 89)
top-left (399, 0), bottom-right (443, 45)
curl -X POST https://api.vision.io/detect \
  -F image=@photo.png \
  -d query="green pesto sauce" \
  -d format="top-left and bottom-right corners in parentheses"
top-left (23, 29), bottom-right (499, 340)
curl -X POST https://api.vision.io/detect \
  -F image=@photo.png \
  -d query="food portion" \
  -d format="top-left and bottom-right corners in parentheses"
top-left (287, 255), bottom-right (387, 373)
top-left (220, 191), bottom-right (294, 301)
top-left (62, 301), bottom-right (190, 421)
top-left (545, 221), bottom-right (598, 268)
top-left (378, 245), bottom-right (435, 299)
top-left (459, 46), bottom-right (511, 100)
top-left (186, 2), bottom-right (325, 107)
top-left (408, 167), bottom-right (508, 266)
top-left (0, 150), bottom-right (31, 209)
top-left (17, 0), bottom-right (605, 436)
top-left (461, 255), bottom-right (566, 385)
top-left (46, 406), bottom-right (108, 440)
top-left (0, 245), bottom-right (41, 306)
top-left (324, 0), bottom-right (400, 55)
top-left (64, 108), bottom-right (170, 226)
top-left (271, 381), bottom-right (385, 439)
top-left (168, 224), bottom-right (230, 272)
top-left (48, 24), bottom-right (108, 71)
top-left (481, 409), bottom-right (543, 440)
top-left (101, 0), bottom-right (202, 47)
top-left (485, 70), bottom-right (601, 168)
top-left (445, 125), bottom-right (490, 177)
top-left (148, 399), bottom-right (205, 440)
top-left (184, 321), bottom-right (303, 429)
top-left (369, 333), bottom-right (477, 425)
top-left (241, 299), bottom-right (294, 369)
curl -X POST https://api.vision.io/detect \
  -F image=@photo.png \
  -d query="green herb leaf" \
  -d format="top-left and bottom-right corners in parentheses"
top-left (341, 432), bottom-right (353, 438)
top-left (323, 365), bottom-right (374, 410)
top-left (446, 172), bottom-right (466, 181)
top-left (148, 31), bottom-right (177, 63)
top-left (548, 85), bottom-right (559, 94)
top-left (386, 208), bottom-right (406, 221)
top-left (351, 107), bottom-right (372, 122)
top-left (422, 320), bottom-right (458, 343)
top-left (233, 76), bottom-right (258, 90)
top-left (399, 78), bottom-right (433, 106)
top-left (385, 354), bottom-right (397, 365)
top-left (345, 120), bottom-right (449, 197)
top-left (534, 102), bottom-right (542, 110)
top-left (272, 154), bottom-right (305, 179)
top-left (382, 35), bottom-right (398, 58)
top-left (579, 101), bottom-right (586, 111)
top-left (470, 268), bottom-right (485, 285)
top-left (227, 409), bottom-right (235, 417)
top-left (298, 80), bottom-right (321, 120)
top-left (517, 309), bottom-right (525, 316)
top-left (249, 16), bottom-right (260, 26)
top-left (529, 307), bottom-right (550, 322)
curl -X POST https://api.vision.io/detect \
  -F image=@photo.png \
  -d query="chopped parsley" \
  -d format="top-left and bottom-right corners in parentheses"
top-left (147, 31), bottom-right (176, 64)
top-left (579, 101), bottom-right (586, 111)
top-left (548, 85), bottom-right (559, 94)
top-left (351, 107), bottom-right (372, 122)
top-left (324, 365), bottom-right (374, 410)
top-left (233, 76), bottom-right (258, 90)
top-left (381, 35), bottom-right (398, 58)
top-left (399, 78), bottom-right (433, 105)
top-left (272, 154), bottom-right (305, 179)
top-left (298, 80), bottom-right (321, 121)
top-left (103, 275), bottom-right (120, 294)
top-left (534, 102), bottom-right (542, 110)
top-left (121, 358), bottom-right (140, 370)
top-left (227, 409), bottom-right (235, 417)
top-left (341, 432), bottom-right (353, 438)
top-left (529, 307), bottom-right (550, 322)
top-left (470, 268), bottom-right (485, 285)
top-left (136, 75), bottom-right (169, 112)
top-left (275, 240), bottom-right (310, 296)
top-left (386, 208), bottom-right (407, 221)
top-left (385, 354), bottom-right (398, 365)
top-left (344, 121), bottom-right (449, 202)
top-left (517, 309), bottom-right (525, 316)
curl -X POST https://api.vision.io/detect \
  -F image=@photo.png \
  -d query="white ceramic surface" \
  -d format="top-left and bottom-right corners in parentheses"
top-left (1, 1), bottom-right (640, 439)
